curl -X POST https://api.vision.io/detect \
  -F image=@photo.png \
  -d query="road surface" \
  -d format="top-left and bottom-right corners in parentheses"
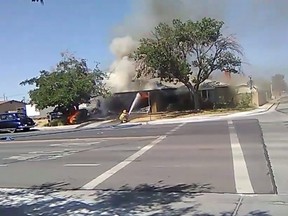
top-left (0, 98), bottom-right (287, 215)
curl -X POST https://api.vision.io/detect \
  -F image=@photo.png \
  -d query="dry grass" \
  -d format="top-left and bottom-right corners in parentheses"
top-left (34, 119), bottom-right (49, 127)
top-left (129, 107), bottom-right (254, 123)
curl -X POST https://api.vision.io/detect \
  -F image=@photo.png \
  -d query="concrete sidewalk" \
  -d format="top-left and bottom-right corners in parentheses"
top-left (34, 119), bottom-right (114, 131)
top-left (34, 100), bottom-right (278, 130)
top-left (0, 188), bottom-right (287, 215)
top-left (34, 124), bottom-right (79, 131)
top-left (143, 101), bottom-right (278, 125)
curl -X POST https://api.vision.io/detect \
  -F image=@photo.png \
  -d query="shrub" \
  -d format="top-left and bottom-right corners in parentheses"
top-left (236, 93), bottom-right (253, 109)
top-left (48, 119), bottom-right (65, 127)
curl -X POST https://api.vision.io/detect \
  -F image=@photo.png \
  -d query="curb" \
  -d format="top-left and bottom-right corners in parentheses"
top-left (136, 102), bottom-right (279, 125)
top-left (258, 99), bottom-right (280, 113)
top-left (266, 103), bottom-right (274, 111)
top-left (113, 123), bottom-right (143, 128)
top-left (75, 121), bottom-right (93, 129)
top-left (34, 126), bottom-right (78, 131)
top-left (274, 102), bottom-right (280, 111)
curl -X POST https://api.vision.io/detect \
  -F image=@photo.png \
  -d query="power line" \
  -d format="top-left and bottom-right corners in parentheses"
top-left (0, 93), bottom-right (28, 98)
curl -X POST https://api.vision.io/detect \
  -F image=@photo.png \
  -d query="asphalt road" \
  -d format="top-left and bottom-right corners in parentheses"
top-left (276, 95), bottom-right (288, 114)
top-left (0, 119), bottom-right (275, 195)
top-left (1, 98), bottom-right (288, 215)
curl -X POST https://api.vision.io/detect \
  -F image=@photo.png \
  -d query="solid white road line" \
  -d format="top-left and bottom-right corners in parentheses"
top-left (50, 142), bottom-right (100, 147)
top-left (81, 123), bottom-right (186, 190)
top-left (228, 120), bottom-right (254, 194)
top-left (0, 136), bottom-right (158, 144)
top-left (81, 135), bottom-right (167, 190)
top-left (64, 164), bottom-right (100, 167)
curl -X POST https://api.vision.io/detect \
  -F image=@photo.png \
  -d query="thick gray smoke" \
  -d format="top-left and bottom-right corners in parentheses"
top-left (106, 36), bottom-right (138, 92)
top-left (106, 35), bottom-right (158, 92)
top-left (106, 0), bottom-right (288, 92)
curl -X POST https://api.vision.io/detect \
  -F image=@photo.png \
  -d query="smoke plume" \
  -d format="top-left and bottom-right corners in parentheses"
top-left (106, 36), bottom-right (138, 92)
top-left (106, 35), bottom-right (158, 92)
top-left (106, 0), bottom-right (288, 92)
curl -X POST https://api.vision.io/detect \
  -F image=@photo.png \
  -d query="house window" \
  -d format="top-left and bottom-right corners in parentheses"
top-left (201, 90), bottom-right (209, 99)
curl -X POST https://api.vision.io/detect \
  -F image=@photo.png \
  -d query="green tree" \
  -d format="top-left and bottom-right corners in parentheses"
top-left (20, 53), bottom-right (109, 115)
top-left (132, 18), bottom-right (242, 110)
top-left (272, 74), bottom-right (288, 94)
top-left (32, 0), bottom-right (44, 4)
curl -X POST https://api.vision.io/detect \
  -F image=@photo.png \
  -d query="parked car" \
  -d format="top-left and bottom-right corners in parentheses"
top-left (47, 111), bottom-right (63, 123)
top-left (0, 112), bottom-right (35, 133)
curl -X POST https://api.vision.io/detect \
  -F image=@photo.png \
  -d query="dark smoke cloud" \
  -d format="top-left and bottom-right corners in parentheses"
top-left (114, 0), bottom-right (230, 38)
top-left (107, 0), bottom-right (288, 91)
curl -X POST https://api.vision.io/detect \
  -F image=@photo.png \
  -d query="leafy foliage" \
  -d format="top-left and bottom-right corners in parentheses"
top-left (20, 53), bottom-right (109, 112)
top-left (272, 74), bottom-right (288, 93)
top-left (32, 0), bottom-right (44, 4)
top-left (132, 17), bottom-right (243, 109)
top-left (236, 93), bottom-right (253, 109)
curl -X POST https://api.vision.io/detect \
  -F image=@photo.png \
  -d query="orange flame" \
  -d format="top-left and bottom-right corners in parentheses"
top-left (67, 110), bottom-right (80, 124)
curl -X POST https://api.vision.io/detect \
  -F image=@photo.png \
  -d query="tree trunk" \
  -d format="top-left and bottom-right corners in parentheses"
top-left (193, 91), bottom-right (200, 111)
top-left (185, 82), bottom-right (201, 111)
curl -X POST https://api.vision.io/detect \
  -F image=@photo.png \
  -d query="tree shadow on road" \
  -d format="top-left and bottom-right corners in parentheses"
top-left (0, 182), bottom-right (272, 216)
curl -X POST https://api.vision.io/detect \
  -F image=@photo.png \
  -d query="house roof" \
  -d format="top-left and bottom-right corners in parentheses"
top-left (200, 79), bottom-right (229, 89)
top-left (113, 78), bottom-right (230, 94)
top-left (235, 84), bottom-right (257, 93)
top-left (160, 79), bottom-right (229, 92)
top-left (114, 87), bottom-right (176, 95)
top-left (0, 100), bottom-right (26, 105)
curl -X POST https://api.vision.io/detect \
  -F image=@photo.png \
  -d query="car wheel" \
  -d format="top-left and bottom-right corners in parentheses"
top-left (23, 128), bottom-right (30, 132)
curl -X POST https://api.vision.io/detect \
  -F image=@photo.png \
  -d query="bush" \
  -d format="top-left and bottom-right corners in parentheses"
top-left (47, 119), bottom-right (65, 127)
top-left (236, 93), bottom-right (253, 109)
top-left (166, 102), bottom-right (191, 112)
top-left (200, 99), bottom-right (214, 110)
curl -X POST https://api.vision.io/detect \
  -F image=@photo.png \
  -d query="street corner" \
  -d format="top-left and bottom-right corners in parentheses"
top-left (236, 195), bottom-right (288, 216)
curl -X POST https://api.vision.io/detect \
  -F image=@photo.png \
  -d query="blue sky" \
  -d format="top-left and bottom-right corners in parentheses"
top-left (0, 0), bottom-right (287, 101)
top-left (0, 0), bottom-right (131, 101)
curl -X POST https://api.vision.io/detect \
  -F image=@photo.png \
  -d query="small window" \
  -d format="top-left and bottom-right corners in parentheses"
top-left (7, 114), bottom-right (16, 120)
top-left (0, 115), bottom-right (7, 121)
top-left (201, 90), bottom-right (209, 99)
top-left (17, 113), bottom-right (26, 118)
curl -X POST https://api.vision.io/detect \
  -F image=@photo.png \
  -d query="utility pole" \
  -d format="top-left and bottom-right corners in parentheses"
top-left (248, 76), bottom-right (253, 105)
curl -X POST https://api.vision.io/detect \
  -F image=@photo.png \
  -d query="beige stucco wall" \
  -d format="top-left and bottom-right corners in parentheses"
top-left (234, 86), bottom-right (268, 107)
top-left (256, 90), bottom-right (268, 106)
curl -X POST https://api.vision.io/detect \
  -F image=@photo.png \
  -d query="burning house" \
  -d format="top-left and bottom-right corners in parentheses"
top-left (104, 78), bottom-right (234, 114)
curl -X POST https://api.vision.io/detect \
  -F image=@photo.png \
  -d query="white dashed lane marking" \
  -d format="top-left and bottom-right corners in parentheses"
top-left (64, 164), bottom-right (100, 167)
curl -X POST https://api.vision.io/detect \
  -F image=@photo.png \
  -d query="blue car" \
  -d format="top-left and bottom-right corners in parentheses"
top-left (0, 112), bottom-right (35, 133)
